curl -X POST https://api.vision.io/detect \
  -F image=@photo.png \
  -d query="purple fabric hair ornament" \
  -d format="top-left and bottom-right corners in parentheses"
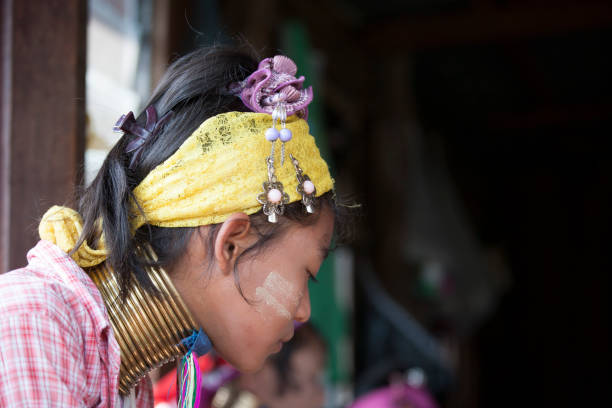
top-left (113, 105), bottom-right (174, 169)
top-left (240, 55), bottom-right (313, 119)
top-left (240, 55), bottom-right (318, 223)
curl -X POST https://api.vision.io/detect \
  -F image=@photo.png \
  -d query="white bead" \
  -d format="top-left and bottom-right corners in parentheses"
top-left (303, 180), bottom-right (315, 194)
top-left (265, 128), bottom-right (279, 141)
top-left (267, 188), bottom-right (282, 203)
top-left (279, 128), bottom-right (292, 142)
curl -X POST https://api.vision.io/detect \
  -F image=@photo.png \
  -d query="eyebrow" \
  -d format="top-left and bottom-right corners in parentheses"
top-left (320, 245), bottom-right (330, 261)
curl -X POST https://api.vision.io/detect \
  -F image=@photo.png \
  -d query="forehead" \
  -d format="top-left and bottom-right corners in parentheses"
top-left (283, 208), bottom-right (334, 248)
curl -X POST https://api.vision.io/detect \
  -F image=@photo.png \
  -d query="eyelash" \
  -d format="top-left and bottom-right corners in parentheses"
top-left (307, 270), bottom-right (319, 283)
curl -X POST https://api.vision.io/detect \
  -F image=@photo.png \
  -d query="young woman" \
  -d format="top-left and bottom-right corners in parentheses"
top-left (0, 46), bottom-right (346, 407)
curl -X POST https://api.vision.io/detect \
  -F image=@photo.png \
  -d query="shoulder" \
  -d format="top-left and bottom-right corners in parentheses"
top-left (0, 241), bottom-right (114, 356)
top-left (0, 266), bottom-right (82, 336)
top-left (0, 269), bottom-right (98, 407)
top-left (1, 240), bottom-right (109, 329)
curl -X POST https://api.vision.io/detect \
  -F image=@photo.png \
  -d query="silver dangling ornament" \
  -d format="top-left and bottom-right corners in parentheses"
top-left (257, 156), bottom-right (290, 223)
top-left (271, 100), bottom-right (292, 166)
top-left (290, 154), bottom-right (317, 214)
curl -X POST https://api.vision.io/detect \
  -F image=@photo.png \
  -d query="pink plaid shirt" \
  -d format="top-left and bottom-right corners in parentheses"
top-left (0, 240), bottom-right (153, 407)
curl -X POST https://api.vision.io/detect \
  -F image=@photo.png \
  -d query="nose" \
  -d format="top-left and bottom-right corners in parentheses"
top-left (294, 286), bottom-right (311, 323)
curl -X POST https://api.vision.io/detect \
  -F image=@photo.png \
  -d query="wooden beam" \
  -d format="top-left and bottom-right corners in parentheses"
top-left (0, 0), bottom-right (86, 271)
top-left (365, 3), bottom-right (612, 52)
top-left (151, 0), bottom-right (172, 86)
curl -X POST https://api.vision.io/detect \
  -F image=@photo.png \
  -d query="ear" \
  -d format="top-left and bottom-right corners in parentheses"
top-left (213, 212), bottom-right (252, 274)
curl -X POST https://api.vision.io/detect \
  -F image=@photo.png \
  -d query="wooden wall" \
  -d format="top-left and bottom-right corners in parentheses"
top-left (0, 0), bottom-right (86, 271)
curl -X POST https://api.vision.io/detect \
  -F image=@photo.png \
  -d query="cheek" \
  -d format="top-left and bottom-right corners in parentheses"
top-left (203, 266), bottom-right (306, 371)
top-left (206, 276), bottom-right (297, 371)
top-left (252, 271), bottom-right (303, 320)
top-left (205, 289), bottom-right (271, 371)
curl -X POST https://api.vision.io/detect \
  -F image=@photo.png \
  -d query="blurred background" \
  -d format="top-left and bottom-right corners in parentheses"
top-left (1, 0), bottom-right (610, 407)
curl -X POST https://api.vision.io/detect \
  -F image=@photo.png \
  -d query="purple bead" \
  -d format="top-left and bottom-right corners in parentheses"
top-left (265, 127), bottom-right (279, 141)
top-left (279, 128), bottom-right (293, 142)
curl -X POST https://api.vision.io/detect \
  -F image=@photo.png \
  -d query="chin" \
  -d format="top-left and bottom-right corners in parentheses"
top-left (238, 363), bottom-right (262, 374)
top-left (235, 358), bottom-right (266, 374)
top-left (222, 351), bottom-right (266, 374)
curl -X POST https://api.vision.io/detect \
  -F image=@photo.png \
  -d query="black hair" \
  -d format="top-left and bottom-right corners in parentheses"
top-left (75, 45), bottom-right (351, 300)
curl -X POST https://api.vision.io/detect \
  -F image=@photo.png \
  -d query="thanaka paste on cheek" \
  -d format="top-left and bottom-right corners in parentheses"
top-left (254, 271), bottom-right (301, 320)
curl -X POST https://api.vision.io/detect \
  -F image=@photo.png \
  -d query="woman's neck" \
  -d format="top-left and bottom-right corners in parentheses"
top-left (88, 253), bottom-right (197, 395)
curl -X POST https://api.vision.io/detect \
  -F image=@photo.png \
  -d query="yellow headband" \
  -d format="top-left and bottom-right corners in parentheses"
top-left (39, 112), bottom-right (334, 267)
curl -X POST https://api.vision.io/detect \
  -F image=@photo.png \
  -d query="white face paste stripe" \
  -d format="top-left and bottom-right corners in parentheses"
top-left (255, 287), bottom-right (291, 319)
top-left (254, 272), bottom-right (299, 320)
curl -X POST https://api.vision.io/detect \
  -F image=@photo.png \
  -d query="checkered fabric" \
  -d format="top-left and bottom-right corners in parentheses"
top-left (0, 240), bottom-right (153, 407)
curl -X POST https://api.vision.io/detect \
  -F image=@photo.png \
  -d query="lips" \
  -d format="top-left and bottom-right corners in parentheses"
top-left (271, 332), bottom-right (293, 354)
top-left (281, 329), bottom-right (294, 343)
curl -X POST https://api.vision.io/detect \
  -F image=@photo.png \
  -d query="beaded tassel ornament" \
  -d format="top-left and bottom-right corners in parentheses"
top-left (240, 55), bottom-right (316, 223)
top-left (256, 99), bottom-right (292, 223)
top-left (267, 99), bottom-right (293, 166)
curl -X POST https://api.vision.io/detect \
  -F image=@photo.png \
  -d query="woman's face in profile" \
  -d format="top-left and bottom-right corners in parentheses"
top-left (172, 207), bottom-right (334, 373)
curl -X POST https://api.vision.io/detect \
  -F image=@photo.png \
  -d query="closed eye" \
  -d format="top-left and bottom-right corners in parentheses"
top-left (307, 269), bottom-right (319, 283)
